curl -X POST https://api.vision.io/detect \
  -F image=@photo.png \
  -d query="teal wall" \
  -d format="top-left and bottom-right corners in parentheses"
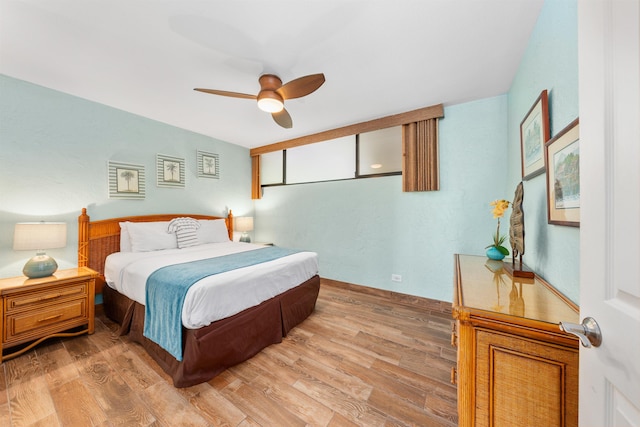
top-left (0, 75), bottom-right (252, 278)
top-left (254, 95), bottom-right (508, 302)
top-left (506, 0), bottom-right (579, 301)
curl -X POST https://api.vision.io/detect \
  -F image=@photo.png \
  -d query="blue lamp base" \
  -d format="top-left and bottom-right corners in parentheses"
top-left (239, 232), bottom-right (251, 243)
top-left (23, 253), bottom-right (58, 278)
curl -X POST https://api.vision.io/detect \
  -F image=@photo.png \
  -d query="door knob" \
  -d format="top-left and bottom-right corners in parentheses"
top-left (559, 317), bottom-right (602, 348)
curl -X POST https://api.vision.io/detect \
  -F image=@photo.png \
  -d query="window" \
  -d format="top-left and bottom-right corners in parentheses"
top-left (260, 151), bottom-right (284, 185)
top-left (357, 126), bottom-right (402, 176)
top-left (286, 136), bottom-right (355, 183)
top-left (259, 127), bottom-right (406, 186)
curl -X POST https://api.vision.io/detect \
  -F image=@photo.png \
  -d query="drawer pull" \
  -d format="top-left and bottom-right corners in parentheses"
top-left (38, 314), bottom-right (63, 322)
top-left (14, 293), bottom-right (63, 306)
top-left (451, 323), bottom-right (457, 347)
top-left (450, 367), bottom-right (457, 385)
top-left (12, 288), bottom-right (83, 307)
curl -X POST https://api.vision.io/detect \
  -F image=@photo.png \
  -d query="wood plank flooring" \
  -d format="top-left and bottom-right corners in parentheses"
top-left (0, 279), bottom-right (458, 426)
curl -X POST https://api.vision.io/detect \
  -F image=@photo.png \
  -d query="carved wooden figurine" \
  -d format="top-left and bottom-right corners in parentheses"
top-left (507, 182), bottom-right (535, 278)
top-left (509, 182), bottom-right (525, 259)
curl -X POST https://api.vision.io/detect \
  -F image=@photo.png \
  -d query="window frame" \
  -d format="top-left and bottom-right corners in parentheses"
top-left (260, 133), bottom-right (402, 188)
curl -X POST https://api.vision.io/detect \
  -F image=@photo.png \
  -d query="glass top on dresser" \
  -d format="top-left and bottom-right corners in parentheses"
top-left (455, 254), bottom-right (579, 325)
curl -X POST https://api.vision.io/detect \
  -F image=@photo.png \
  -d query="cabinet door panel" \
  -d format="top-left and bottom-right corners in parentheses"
top-left (475, 329), bottom-right (578, 427)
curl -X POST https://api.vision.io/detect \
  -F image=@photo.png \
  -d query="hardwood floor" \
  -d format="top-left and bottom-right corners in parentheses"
top-left (0, 279), bottom-right (458, 427)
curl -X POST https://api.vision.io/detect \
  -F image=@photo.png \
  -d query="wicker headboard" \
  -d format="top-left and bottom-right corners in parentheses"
top-left (77, 208), bottom-right (233, 293)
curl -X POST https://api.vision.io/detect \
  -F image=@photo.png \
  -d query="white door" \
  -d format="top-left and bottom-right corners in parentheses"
top-left (578, 0), bottom-right (640, 425)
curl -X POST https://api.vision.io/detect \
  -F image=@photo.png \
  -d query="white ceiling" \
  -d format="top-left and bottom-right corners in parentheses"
top-left (0, 0), bottom-right (544, 149)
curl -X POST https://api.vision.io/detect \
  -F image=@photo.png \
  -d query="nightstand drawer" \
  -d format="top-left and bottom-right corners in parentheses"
top-left (5, 282), bottom-right (88, 313)
top-left (5, 298), bottom-right (88, 344)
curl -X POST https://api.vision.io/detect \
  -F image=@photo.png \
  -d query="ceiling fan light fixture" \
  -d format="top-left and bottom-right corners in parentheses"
top-left (195, 72), bottom-right (324, 128)
top-left (257, 92), bottom-right (284, 113)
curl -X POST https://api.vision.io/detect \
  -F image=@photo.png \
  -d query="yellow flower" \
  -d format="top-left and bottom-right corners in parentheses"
top-left (490, 199), bottom-right (510, 219)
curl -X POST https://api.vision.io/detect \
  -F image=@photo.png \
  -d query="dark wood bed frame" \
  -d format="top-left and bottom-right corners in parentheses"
top-left (77, 208), bottom-right (320, 387)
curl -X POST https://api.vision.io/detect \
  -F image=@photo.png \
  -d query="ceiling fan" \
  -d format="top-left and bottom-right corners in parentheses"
top-left (194, 73), bottom-right (325, 129)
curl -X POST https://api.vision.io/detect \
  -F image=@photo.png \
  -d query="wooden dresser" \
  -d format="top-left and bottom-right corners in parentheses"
top-left (452, 254), bottom-right (579, 427)
top-left (0, 267), bottom-right (97, 362)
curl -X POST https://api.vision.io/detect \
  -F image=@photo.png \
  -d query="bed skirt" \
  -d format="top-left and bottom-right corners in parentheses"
top-left (103, 275), bottom-right (320, 388)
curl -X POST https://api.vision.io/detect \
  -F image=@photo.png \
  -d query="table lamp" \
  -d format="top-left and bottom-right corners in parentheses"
top-left (13, 222), bottom-right (67, 278)
top-left (235, 217), bottom-right (254, 243)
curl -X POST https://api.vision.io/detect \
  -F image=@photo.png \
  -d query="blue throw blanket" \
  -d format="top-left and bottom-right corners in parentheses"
top-left (143, 246), bottom-right (302, 361)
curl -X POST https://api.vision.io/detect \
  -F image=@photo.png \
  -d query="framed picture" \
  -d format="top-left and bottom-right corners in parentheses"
top-left (157, 154), bottom-right (185, 188)
top-left (197, 150), bottom-right (220, 179)
top-left (520, 90), bottom-right (550, 180)
top-left (108, 161), bottom-right (145, 199)
top-left (545, 118), bottom-right (580, 227)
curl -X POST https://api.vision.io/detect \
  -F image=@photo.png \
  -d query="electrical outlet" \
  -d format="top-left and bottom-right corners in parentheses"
top-left (391, 274), bottom-right (402, 282)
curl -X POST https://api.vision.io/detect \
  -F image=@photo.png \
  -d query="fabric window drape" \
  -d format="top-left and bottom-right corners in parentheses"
top-left (402, 118), bottom-right (439, 192)
top-left (251, 155), bottom-right (261, 200)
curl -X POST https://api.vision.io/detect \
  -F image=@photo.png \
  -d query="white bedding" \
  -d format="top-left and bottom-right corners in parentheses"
top-left (104, 242), bottom-right (319, 329)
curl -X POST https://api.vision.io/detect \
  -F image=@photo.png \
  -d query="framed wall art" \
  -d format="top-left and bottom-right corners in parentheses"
top-left (157, 154), bottom-right (185, 188)
top-left (520, 90), bottom-right (550, 180)
top-left (545, 118), bottom-right (580, 227)
top-left (197, 150), bottom-right (220, 179)
top-left (108, 161), bottom-right (145, 199)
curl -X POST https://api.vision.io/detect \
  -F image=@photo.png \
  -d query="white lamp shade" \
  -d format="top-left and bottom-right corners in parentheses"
top-left (13, 222), bottom-right (67, 251)
top-left (235, 217), bottom-right (254, 233)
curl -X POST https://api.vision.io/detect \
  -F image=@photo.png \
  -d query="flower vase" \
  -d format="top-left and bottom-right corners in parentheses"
top-left (486, 246), bottom-right (506, 261)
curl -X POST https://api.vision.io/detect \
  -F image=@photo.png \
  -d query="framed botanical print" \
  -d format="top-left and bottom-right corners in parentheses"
top-left (197, 150), bottom-right (220, 179)
top-left (520, 90), bottom-right (551, 180)
top-left (545, 118), bottom-right (580, 227)
top-left (108, 161), bottom-right (145, 199)
top-left (157, 154), bottom-right (185, 188)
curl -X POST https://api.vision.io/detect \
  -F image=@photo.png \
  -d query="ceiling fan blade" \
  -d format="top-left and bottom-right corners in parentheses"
top-left (272, 108), bottom-right (292, 129)
top-left (276, 73), bottom-right (325, 100)
top-left (193, 88), bottom-right (256, 100)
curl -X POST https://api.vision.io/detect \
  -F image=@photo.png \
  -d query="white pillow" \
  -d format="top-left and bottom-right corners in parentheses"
top-left (126, 221), bottom-right (178, 252)
top-left (119, 222), bottom-right (132, 252)
top-left (198, 219), bottom-right (230, 243)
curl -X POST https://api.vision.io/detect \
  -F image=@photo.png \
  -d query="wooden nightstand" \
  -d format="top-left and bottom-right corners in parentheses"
top-left (0, 267), bottom-right (97, 362)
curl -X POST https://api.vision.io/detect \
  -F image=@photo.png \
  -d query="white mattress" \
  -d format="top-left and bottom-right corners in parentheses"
top-left (104, 242), bottom-right (319, 329)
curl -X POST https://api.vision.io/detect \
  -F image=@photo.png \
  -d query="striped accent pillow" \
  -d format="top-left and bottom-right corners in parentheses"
top-left (167, 217), bottom-right (201, 249)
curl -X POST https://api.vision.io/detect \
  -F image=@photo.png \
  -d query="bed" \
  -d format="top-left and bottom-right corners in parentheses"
top-left (77, 208), bottom-right (320, 388)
